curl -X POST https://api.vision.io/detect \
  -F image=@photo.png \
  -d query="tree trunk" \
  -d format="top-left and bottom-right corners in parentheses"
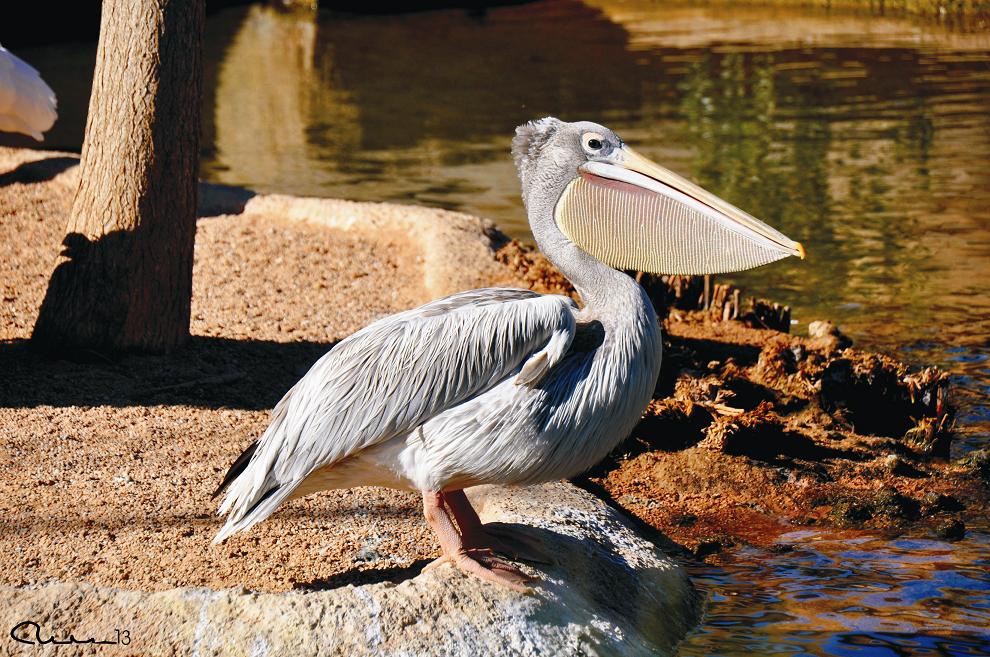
top-left (31, 0), bottom-right (204, 355)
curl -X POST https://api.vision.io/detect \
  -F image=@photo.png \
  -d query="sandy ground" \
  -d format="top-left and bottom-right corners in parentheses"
top-left (1, 149), bottom-right (437, 593)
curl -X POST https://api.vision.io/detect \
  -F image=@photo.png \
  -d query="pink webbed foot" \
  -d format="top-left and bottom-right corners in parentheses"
top-left (423, 548), bottom-right (532, 592)
top-left (421, 490), bottom-right (533, 592)
top-left (444, 489), bottom-right (551, 565)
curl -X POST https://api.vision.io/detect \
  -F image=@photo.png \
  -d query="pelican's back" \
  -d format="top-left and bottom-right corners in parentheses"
top-left (212, 288), bottom-right (578, 543)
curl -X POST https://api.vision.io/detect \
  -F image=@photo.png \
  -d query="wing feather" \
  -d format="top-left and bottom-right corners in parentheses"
top-left (0, 46), bottom-right (57, 141)
top-left (214, 288), bottom-right (577, 541)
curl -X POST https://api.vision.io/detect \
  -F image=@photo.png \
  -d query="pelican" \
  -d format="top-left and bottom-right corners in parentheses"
top-left (0, 44), bottom-right (57, 141)
top-left (212, 118), bottom-right (804, 590)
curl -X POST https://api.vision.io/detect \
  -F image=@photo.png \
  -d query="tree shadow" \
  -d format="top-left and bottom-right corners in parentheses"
top-left (197, 181), bottom-right (256, 217)
top-left (31, 176), bottom-right (259, 357)
top-left (0, 155), bottom-right (79, 186)
top-left (0, 335), bottom-right (335, 410)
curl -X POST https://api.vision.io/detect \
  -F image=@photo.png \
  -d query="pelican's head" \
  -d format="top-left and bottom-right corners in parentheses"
top-left (512, 117), bottom-right (804, 275)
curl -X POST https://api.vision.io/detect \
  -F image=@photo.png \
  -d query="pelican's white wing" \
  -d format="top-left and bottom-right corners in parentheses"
top-left (213, 288), bottom-right (577, 541)
top-left (0, 45), bottom-right (57, 141)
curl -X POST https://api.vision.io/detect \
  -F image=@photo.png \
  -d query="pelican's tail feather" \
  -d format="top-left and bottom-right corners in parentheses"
top-left (211, 440), bottom-right (259, 500)
top-left (0, 45), bottom-right (57, 141)
top-left (212, 386), bottom-right (303, 544)
top-left (212, 479), bottom-right (299, 545)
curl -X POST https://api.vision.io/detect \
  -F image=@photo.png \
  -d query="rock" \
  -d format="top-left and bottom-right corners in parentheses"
top-left (807, 320), bottom-right (852, 351)
top-left (694, 538), bottom-right (728, 559)
top-left (830, 500), bottom-right (874, 526)
top-left (962, 447), bottom-right (990, 484)
top-left (0, 483), bottom-right (700, 657)
top-left (934, 519), bottom-right (966, 541)
top-left (352, 546), bottom-right (385, 564)
top-left (923, 492), bottom-right (964, 514)
top-left (882, 454), bottom-right (923, 477)
top-left (873, 487), bottom-right (921, 521)
top-left (198, 187), bottom-right (511, 300)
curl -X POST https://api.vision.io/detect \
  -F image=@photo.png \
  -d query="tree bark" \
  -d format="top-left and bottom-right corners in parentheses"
top-left (31, 0), bottom-right (204, 355)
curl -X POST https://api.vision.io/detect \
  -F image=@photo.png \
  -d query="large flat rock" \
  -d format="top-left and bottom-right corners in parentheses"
top-left (3, 483), bottom-right (699, 657)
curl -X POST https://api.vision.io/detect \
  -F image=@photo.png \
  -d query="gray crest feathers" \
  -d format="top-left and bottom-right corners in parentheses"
top-left (511, 117), bottom-right (563, 191)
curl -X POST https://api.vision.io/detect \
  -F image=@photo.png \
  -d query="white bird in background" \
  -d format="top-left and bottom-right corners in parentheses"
top-left (0, 44), bottom-right (57, 141)
top-left (212, 118), bottom-right (805, 590)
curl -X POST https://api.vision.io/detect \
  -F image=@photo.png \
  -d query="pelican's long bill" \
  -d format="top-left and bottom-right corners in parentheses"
top-left (554, 146), bottom-right (805, 275)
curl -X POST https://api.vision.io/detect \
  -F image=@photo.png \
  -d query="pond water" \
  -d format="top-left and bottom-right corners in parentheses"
top-left (681, 527), bottom-right (990, 656)
top-left (7, 1), bottom-right (990, 654)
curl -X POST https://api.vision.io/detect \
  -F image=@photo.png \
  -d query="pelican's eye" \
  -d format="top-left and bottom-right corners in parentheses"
top-left (582, 133), bottom-right (606, 153)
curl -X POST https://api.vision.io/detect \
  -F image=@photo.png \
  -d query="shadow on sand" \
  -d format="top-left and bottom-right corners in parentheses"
top-left (0, 155), bottom-right (78, 186)
top-left (0, 335), bottom-right (335, 410)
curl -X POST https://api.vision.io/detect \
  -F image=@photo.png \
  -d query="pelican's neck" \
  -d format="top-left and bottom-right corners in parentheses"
top-left (528, 193), bottom-right (649, 319)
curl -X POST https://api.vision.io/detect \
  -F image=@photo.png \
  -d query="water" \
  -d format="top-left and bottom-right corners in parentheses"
top-left (6, 2), bottom-right (990, 654)
top-left (681, 527), bottom-right (990, 656)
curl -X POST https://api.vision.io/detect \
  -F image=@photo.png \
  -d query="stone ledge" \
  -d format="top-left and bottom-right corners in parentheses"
top-left (2, 483), bottom-right (699, 657)
top-left (199, 186), bottom-right (513, 300)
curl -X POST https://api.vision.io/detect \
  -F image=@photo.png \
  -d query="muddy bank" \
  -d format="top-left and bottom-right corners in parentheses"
top-left (498, 240), bottom-right (989, 557)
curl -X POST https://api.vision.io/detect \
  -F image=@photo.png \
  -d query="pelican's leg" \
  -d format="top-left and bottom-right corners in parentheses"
top-left (443, 489), bottom-right (484, 539)
top-left (445, 489), bottom-right (550, 564)
top-left (420, 490), bottom-right (530, 592)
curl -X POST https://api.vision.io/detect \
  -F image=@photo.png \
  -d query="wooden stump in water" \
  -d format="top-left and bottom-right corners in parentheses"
top-left (635, 272), bottom-right (791, 333)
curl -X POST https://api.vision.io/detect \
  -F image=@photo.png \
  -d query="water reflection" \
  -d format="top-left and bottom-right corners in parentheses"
top-left (207, 6), bottom-right (329, 192)
top-left (203, 1), bottom-right (647, 221)
top-left (680, 528), bottom-right (990, 656)
top-left (197, 2), bottom-right (990, 376)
